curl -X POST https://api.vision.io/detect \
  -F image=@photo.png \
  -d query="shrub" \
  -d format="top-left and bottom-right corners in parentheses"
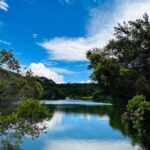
top-left (122, 95), bottom-right (150, 149)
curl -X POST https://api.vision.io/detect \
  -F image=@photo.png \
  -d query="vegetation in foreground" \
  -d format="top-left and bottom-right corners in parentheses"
top-left (0, 99), bottom-right (51, 150)
top-left (122, 95), bottom-right (150, 150)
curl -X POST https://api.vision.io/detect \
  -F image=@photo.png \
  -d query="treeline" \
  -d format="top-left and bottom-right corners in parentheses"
top-left (57, 83), bottom-right (98, 99)
top-left (0, 50), bottom-right (98, 105)
top-left (38, 77), bottom-right (99, 100)
top-left (0, 69), bottom-right (98, 105)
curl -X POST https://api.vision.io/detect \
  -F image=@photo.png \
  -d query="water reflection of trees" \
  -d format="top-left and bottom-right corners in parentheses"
top-left (47, 104), bottom-right (146, 149)
top-left (47, 105), bottom-right (128, 136)
top-left (1, 103), bottom-right (148, 150)
top-left (0, 99), bottom-right (52, 150)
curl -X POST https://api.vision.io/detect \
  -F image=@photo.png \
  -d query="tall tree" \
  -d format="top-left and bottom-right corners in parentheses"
top-left (87, 13), bottom-right (150, 101)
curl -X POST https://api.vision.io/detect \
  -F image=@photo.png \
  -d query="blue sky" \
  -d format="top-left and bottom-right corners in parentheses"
top-left (0, 0), bottom-right (150, 83)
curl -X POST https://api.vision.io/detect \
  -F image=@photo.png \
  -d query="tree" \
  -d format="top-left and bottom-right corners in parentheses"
top-left (87, 13), bottom-right (150, 101)
top-left (0, 49), bottom-right (20, 73)
top-left (106, 13), bottom-right (150, 78)
top-left (0, 99), bottom-right (51, 149)
top-left (122, 95), bottom-right (150, 150)
top-left (26, 68), bottom-right (33, 78)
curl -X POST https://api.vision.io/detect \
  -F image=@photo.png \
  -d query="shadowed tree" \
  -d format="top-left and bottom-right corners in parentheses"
top-left (87, 13), bottom-right (150, 101)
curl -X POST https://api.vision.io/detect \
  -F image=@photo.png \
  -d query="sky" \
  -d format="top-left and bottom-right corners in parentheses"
top-left (0, 0), bottom-right (150, 83)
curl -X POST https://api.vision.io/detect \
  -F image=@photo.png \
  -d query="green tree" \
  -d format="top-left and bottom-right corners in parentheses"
top-left (25, 68), bottom-right (33, 78)
top-left (107, 13), bottom-right (150, 77)
top-left (0, 99), bottom-right (51, 150)
top-left (0, 49), bottom-right (20, 73)
top-left (122, 95), bottom-right (150, 150)
top-left (87, 13), bottom-right (150, 101)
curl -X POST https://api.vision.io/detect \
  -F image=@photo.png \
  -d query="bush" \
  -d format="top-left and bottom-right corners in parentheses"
top-left (127, 95), bottom-right (146, 112)
top-left (122, 95), bottom-right (150, 149)
top-left (15, 99), bottom-right (50, 121)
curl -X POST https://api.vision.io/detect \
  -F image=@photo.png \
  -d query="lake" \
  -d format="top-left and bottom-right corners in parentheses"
top-left (18, 100), bottom-right (138, 150)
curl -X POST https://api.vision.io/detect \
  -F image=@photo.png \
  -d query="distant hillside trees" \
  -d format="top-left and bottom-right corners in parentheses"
top-left (0, 49), bottom-right (99, 105)
top-left (0, 49), bottom-right (43, 105)
top-left (57, 83), bottom-right (99, 100)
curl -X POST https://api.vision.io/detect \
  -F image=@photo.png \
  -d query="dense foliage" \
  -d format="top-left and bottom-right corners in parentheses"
top-left (33, 77), bottom-right (99, 100)
top-left (57, 83), bottom-right (99, 100)
top-left (0, 49), bottom-right (44, 106)
top-left (122, 95), bottom-right (150, 150)
top-left (0, 68), bottom-right (43, 106)
top-left (87, 13), bottom-right (150, 102)
top-left (39, 77), bottom-right (65, 99)
top-left (0, 99), bottom-right (51, 150)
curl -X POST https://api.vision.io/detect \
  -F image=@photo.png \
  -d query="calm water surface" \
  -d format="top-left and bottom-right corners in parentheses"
top-left (19, 100), bottom-right (138, 150)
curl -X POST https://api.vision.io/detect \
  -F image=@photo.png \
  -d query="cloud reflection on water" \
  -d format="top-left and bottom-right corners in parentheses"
top-left (44, 139), bottom-right (138, 150)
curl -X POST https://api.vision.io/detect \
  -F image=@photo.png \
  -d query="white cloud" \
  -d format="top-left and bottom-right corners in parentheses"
top-left (38, 36), bottom-right (102, 61)
top-left (0, 39), bottom-right (11, 45)
top-left (22, 63), bottom-right (64, 83)
top-left (0, 0), bottom-right (9, 11)
top-left (115, 0), bottom-right (150, 23)
top-left (42, 60), bottom-right (77, 75)
top-left (50, 67), bottom-right (77, 75)
top-left (38, 0), bottom-right (150, 61)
